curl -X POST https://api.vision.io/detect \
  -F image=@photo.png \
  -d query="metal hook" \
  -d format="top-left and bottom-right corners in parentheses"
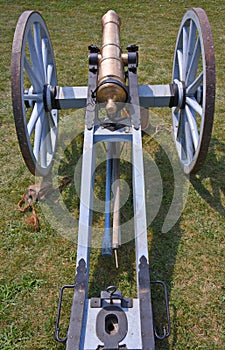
top-left (151, 280), bottom-right (171, 340)
top-left (154, 325), bottom-right (169, 340)
top-left (106, 285), bottom-right (117, 297)
top-left (106, 286), bottom-right (117, 304)
top-left (54, 284), bottom-right (75, 343)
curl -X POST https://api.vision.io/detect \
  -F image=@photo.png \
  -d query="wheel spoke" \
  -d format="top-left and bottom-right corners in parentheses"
top-left (186, 96), bottom-right (202, 116)
top-left (33, 110), bottom-right (44, 161)
top-left (186, 71), bottom-right (203, 95)
top-left (45, 113), bottom-right (54, 155)
top-left (185, 104), bottom-right (199, 150)
top-left (48, 109), bottom-right (57, 128)
top-left (24, 56), bottom-right (42, 91)
top-left (38, 113), bottom-right (55, 167)
top-left (177, 109), bottom-right (183, 141)
top-left (47, 64), bottom-right (53, 84)
top-left (47, 124), bottom-right (54, 157)
top-left (50, 127), bottom-right (57, 154)
top-left (33, 22), bottom-right (45, 81)
top-left (40, 114), bottom-right (49, 167)
top-left (186, 36), bottom-right (201, 86)
top-left (27, 28), bottom-right (45, 82)
top-left (182, 26), bottom-right (189, 79)
top-left (46, 126), bottom-right (53, 156)
top-left (172, 110), bottom-right (182, 160)
top-left (49, 110), bottom-right (58, 152)
top-left (177, 49), bottom-right (183, 81)
top-left (184, 113), bottom-right (194, 162)
top-left (42, 38), bottom-right (48, 81)
top-left (186, 20), bottom-right (196, 75)
top-left (175, 109), bottom-right (194, 162)
top-left (27, 102), bottom-right (44, 136)
top-left (177, 109), bottom-right (186, 161)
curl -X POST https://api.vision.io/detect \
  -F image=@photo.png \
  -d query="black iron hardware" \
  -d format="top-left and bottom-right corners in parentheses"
top-left (91, 286), bottom-right (133, 308)
top-left (54, 284), bottom-right (75, 343)
top-left (151, 280), bottom-right (171, 340)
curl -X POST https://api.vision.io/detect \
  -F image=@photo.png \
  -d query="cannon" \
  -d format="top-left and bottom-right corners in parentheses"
top-left (11, 8), bottom-right (215, 350)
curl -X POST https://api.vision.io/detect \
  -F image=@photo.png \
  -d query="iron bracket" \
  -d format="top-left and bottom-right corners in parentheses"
top-left (126, 45), bottom-right (140, 129)
top-left (91, 286), bottom-right (133, 308)
top-left (86, 45), bottom-right (99, 129)
top-left (151, 280), bottom-right (171, 340)
top-left (54, 284), bottom-right (75, 343)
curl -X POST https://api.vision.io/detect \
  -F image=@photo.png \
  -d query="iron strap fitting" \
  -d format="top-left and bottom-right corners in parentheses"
top-left (88, 44), bottom-right (100, 73)
top-left (54, 284), bottom-right (75, 343)
top-left (151, 280), bottom-right (171, 340)
top-left (127, 44), bottom-right (138, 73)
top-left (85, 45), bottom-right (99, 129)
top-left (126, 44), bottom-right (140, 129)
top-left (90, 285), bottom-right (133, 308)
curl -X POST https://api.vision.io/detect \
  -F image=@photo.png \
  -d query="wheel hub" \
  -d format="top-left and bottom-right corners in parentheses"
top-left (43, 84), bottom-right (57, 112)
top-left (173, 79), bottom-right (186, 109)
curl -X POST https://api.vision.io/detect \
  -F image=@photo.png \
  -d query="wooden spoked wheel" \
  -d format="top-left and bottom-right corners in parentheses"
top-left (172, 8), bottom-right (215, 174)
top-left (11, 11), bottom-right (58, 176)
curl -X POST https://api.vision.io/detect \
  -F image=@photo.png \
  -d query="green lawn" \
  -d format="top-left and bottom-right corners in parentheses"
top-left (0, 0), bottom-right (224, 349)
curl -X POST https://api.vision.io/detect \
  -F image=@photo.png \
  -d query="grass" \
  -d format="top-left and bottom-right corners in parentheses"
top-left (0, 0), bottom-right (225, 349)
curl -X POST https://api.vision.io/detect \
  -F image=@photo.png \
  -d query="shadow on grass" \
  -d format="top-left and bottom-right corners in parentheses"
top-left (146, 140), bottom-right (184, 350)
top-left (150, 223), bottom-right (182, 350)
top-left (190, 137), bottom-right (225, 218)
top-left (148, 136), bottom-right (225, 349)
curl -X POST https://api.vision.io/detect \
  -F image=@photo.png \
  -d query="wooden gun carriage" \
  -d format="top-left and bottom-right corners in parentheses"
top-left (11, 8), bottom-right (215, 349)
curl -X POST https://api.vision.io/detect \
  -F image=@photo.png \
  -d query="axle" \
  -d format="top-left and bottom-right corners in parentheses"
top-left (40, 82), bottom-right (182, 111)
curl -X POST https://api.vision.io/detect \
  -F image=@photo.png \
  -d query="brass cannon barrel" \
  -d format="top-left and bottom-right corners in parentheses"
top-left (96, 10), bottom-right (127, 115)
